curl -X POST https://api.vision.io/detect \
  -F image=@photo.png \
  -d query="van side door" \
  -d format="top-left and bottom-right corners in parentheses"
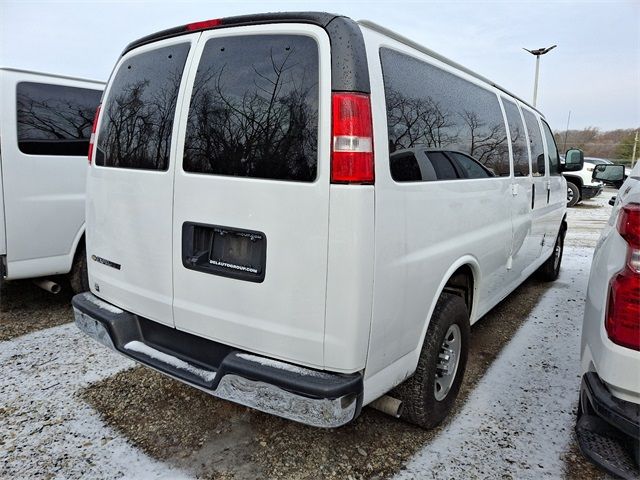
top-left (540, 119), bottom-right (565, 250)
top-left (501, 97), bottom-right (537, 280)
top-left (521, 106), bottom-right (548, 266)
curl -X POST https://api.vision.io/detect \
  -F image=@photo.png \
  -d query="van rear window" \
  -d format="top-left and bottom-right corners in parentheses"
top-left (16, 82), bottom-right (102, 156)
top-left (96, 43), bottom-right (190, 170)
top-left (183, 35), bottom-right (319, 182)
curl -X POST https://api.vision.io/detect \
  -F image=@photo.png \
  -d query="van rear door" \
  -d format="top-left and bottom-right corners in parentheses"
top-left (172, 25), bottom-right (331, 368)
top-left (87, 36), bottom-right (198, 326)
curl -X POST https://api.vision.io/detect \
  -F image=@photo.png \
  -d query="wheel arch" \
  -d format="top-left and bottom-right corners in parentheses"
top-left (411, 256), bottom-right (480, 372)
top-left (69, 223), bottom-right (86, 268)
top-left (563, 174), bottom-right (583, 188)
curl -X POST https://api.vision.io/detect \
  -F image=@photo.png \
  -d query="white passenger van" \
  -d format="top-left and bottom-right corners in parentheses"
top-left (0, 68), bottom-right (104, 293)
top-left (74, 13), bottom-right (584, 428)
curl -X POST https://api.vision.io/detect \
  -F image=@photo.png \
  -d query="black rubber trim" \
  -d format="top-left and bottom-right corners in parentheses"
top-left (580, 372), bottom-right (640, 440)
top-left (72, 293), bottom-right (363, 402)
top-left (121, 11), bottom-right (370, 93)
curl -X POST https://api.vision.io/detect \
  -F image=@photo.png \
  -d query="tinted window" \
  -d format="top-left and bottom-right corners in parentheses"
top-left (541, 120), bottom-right (560, 175)
top-left (449, 152), bottom-right (492, 179)
top-left (522, 109), bottom-right (545, 177)
top-left (390, 150), bottom-right (423, 181)
top-left (96, 43), bottom-right (190, 170)
top-left (428, 152), bottom-right (458, 180)
top-left (16, 82), bottom-right (102, 156)
top-left (381, 48), bottom-right (509, 180)
top-left (502, 99), bottom-right (529, 177)
top-left (183, 35), bottom-right (319, 182)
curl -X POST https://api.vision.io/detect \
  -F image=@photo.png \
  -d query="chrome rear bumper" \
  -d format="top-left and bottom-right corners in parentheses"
top-left (73, 292), bottom-right (362, 428)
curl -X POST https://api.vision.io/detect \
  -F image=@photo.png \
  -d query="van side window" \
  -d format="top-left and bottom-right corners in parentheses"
top-left (95, 43), bottom-right (190, 170)
top-left (16, 82), bottom-right (101, 156)
top-left (501, 99), bottom-right (530, 177)
top-left (541, 120), bottom-right (561, 176)
top-left (380, 48), bottom-right (510, 180)
top-left (522, 110), bottom-right (546, 177)
top-left (183, 35), bottom-right (319, 182)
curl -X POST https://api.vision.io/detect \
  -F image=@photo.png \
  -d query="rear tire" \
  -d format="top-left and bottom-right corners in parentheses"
top-left (394, 293), bottom-right (470, 429)
top-left (538, 228), bottom-right (565, 282)
top-left (567, 182), bottom-right (580, 207)
top-left (69, 243), bottom-right (89, 294)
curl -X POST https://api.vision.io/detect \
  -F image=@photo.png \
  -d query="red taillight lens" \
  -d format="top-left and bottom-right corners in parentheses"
top-left (87, 104), bottom-right (101, 165)
top-left (606, 266), bottom-right (640, 350)
top-left (606, 203), bottom-right (640, 350)
top-left (617, 203), bottom-right (640, 249)
top-left (185, 19), bottom-right (222, 31)
top-left (331, 92), bottom-right (374, 184)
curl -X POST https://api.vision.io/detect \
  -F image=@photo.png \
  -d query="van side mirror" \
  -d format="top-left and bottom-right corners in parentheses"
top-left (563, 148), bottom-right (584, 172)
top-left (593, 164), bottom-right (625, 188)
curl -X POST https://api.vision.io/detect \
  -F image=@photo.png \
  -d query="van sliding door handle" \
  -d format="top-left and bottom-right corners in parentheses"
top-left (531, 184), bottom-right (535, 209)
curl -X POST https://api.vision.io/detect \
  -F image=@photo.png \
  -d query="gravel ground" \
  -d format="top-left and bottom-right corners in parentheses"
top-left (0, 276), bottom-right (73, 341)
top-left (0, 189), bottom-right (617, 479)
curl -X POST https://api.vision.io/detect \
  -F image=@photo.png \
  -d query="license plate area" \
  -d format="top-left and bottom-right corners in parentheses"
top-left (182, 222), bottom-right (266, 282)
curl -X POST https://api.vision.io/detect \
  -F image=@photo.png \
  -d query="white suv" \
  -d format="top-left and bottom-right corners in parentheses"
top-left (563, 156), bottom-right (604, 207)
top-left (577, 162), bottom-right (640, 478)
top-left (73, 12), bottom-right (581, 429)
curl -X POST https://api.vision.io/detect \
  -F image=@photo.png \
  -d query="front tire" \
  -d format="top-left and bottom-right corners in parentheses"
top-left (394, 293), bottom-right (470, 429)
top-left (567, 182), bottom-right (580, 207)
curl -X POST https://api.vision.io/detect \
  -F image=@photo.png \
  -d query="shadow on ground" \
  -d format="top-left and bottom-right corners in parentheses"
top-left (0, 277), bottom-right (73, 341)
top-left (81, 275), bottom-right (556, 479)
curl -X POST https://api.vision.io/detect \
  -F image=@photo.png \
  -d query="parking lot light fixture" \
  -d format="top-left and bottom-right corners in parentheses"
top-left (524, 45), bottom-right (557, 107)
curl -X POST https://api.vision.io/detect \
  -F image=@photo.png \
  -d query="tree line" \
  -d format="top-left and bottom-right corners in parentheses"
top-left (553, 127), bottom-right (638, 162)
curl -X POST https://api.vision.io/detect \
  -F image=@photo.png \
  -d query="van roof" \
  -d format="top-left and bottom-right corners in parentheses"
top-left (357, 20), bottom-right (543, 116)
top-left (0, 67), bottom-right (105, 87)
top-left (123, 12), bottom-right (344, 55)
top-left (121, 11), bottom-right (542, 115)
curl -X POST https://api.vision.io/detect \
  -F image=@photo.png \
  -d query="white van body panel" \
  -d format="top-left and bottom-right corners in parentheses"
top-left (0, 68), bottom-right (103, 279)
top-left (87, 34), bottom-right (201, 327)
top-left (324, 185), bottom-right (375, 372)
top-left (362, 26), bottom-right (521, 380)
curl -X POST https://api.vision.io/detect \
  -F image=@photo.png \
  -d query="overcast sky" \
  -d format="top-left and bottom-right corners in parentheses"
top-left (1, 0), bottom-right (638, 131)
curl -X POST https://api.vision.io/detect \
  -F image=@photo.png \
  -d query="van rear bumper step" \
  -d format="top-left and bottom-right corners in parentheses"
top-left (72, 292), bottom-right (363, 428)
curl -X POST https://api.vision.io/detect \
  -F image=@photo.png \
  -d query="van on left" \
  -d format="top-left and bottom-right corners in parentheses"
top-left (0, 68), bottom-right (104, 293)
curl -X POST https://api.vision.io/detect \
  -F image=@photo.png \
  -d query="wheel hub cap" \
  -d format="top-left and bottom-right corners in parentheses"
top-left (434, 324), bottom-right (462, 401)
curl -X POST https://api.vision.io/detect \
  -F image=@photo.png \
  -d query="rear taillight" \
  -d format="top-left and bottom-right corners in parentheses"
top-left (88, 104), bottom-right (101, 165)
top-left (617, 202), bottom-right (640, 249)
top-left (606, 203), bottom-right (640, 351)
top-left (185, 18), bottom-right (222, 31)
top-left (331, 92), bottom-right (374, 184)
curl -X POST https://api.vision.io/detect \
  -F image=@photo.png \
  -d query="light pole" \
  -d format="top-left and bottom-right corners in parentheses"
top-left (524, 45), bottom-right (556, 107)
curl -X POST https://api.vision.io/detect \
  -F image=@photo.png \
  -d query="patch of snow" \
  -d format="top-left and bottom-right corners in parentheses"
top-left (395, 246), bottom-right (593, 479)
top-left (0, 323), bottom-right (191, 479)
top-left (236, 353), bottom-right (330, 378)
top-left (81, 292), bottom-right (124, 314)
top-left (124, 341), bottom-right (217, 383)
